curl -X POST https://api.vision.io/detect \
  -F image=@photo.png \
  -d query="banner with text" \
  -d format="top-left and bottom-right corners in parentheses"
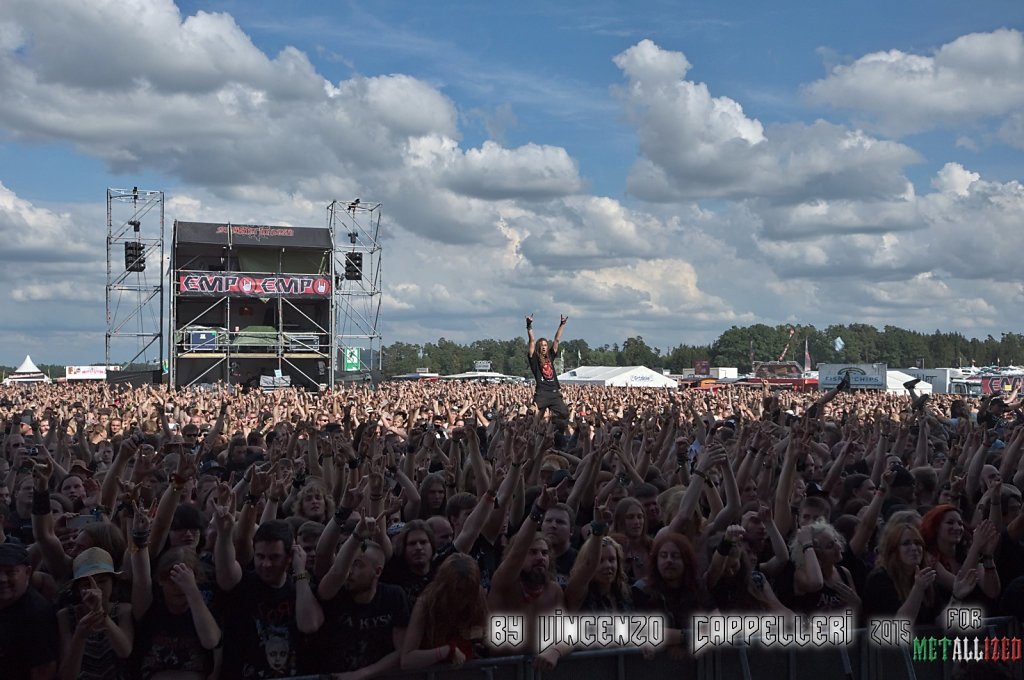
top-left (177, 272), bottom-right (332, 298)
top-left (818, 363), bottom-right (887, 390)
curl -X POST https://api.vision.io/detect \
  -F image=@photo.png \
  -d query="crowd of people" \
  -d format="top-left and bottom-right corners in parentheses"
top-left (2, 320), bottom-right (1024, 679)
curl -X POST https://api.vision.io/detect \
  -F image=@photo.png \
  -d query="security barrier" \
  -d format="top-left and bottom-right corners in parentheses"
top-left (280, 618), bottom-right (1022, 680)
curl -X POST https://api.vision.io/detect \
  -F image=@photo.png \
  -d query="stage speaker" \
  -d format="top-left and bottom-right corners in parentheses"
top-left (344, 252), bottom-right (362, 280)
top-left (124, 241), bottom-right (146, 272)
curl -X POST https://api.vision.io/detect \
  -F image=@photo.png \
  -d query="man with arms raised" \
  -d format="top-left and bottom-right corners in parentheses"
top-left (526, 314), bottom-right (569, 420)
top-left (315, 492), bottom-right (410, 679)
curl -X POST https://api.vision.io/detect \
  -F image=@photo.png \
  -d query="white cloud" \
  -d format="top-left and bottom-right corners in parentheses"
top-left (805, 29), bottom-right (1024, 135)
top-left (613, 40), bottom-right (919, 203)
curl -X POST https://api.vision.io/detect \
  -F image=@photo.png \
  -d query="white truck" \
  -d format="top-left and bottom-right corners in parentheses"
top-left (902, 367), bottom-right (982, 396)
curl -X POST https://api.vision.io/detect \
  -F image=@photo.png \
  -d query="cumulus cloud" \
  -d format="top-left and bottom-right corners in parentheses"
top-left (613, 40), bottom-right (919, 204)
top-left (805, 28), bottom-right (1024, 135)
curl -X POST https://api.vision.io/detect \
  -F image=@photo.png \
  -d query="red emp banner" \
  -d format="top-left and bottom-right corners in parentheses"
top-left (178, 273), bottom-right (332, 297)
top-left (981, 376), bottom-right (1024, 394)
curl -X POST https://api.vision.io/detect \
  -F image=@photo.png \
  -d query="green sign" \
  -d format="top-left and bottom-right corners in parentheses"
top-left (343, 347), bottom-right (360, 371)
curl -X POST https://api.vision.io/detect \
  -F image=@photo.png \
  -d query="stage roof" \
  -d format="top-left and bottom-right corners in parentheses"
top-left (174, 221), bottom-right (332, 249)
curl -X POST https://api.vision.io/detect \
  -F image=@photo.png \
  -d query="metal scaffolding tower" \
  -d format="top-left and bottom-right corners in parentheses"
top-left (105, 187), bottom-right (165, 371)
top-left (328, 199), bottom-right (382, 381)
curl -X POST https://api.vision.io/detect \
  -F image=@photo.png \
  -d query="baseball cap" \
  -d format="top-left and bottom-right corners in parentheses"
top-left (0, 543), bottom-right (30, 567)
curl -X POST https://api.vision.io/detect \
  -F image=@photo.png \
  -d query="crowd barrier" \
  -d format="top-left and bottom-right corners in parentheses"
top-left (279, 617), bottom-right (1023, 680)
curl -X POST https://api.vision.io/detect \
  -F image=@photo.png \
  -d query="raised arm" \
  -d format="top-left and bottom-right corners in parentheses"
top-left (551, 315), bottom-right (568, 355)
top-left (526, 315), bottom-right (536, 357)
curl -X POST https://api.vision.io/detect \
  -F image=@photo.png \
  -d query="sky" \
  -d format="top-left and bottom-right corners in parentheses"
top-left (1, 0), bottom-right (1023, 366)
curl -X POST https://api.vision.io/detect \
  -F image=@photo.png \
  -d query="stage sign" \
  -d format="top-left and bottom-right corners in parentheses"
top-left (175, 221), bottom-right (333, 249)
top-left (178, 272), bottom-right (332, 298)
top-left (66, 365), bottom-right (119, 380)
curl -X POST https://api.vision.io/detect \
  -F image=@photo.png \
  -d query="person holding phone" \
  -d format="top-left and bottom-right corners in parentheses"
top-left (525, 314), bottom-right (569, 420)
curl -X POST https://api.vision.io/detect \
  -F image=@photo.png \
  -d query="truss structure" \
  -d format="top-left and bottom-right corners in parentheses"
top-left (105, 187), bottom-right (165, 371)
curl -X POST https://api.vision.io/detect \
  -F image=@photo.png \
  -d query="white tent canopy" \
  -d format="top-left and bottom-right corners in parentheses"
top-left (557, 365), bottom-right (678, 389)
top-left (442, 371), bottom-right (526, 383)
top-left (3, 355), bottom-right (52, 385)
top-left (886, 370), bottom-right (934, 395)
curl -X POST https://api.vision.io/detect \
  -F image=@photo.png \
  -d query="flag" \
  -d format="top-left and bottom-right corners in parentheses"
top-left (834, 337), bottom-right (845, 352)
top-left (803, 338), bottom-right (811, 373)
top-left (749, 340), bottom-right (755, 366)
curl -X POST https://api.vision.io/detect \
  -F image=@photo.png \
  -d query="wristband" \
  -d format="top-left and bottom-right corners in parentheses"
top-left (32, 489), bottom-right (52, 516)
top-left (590, 521), bottom-right (609, 537)
top-left (132, 530), bottom-right (151, 548)
top-left (243, 493), bottom-right (260, 506)
top-left (347, 458), bottom-right (362, 470)
top-left (292, 475), bottom-right (307, 490)
top-left (91, 506), bottom-right (110, 518)
top-left (530, 507), bottom-right (545, 526)
top-left (692, 469), bottom-right (708, 480)
top-left (717, 540), bottom-right (733, 556)
top-left (294, 572), bottom-right (310, 582)
top-left (334, 506), bottom-right (354, 525)
top-left (803, 543), bottom-right (815, 552)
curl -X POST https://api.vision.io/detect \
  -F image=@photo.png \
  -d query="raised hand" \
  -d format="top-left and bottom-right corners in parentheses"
top-left (168, 563), bottom-right (200, 596)
top-left (953, 568), bottom-right (979, 599)
top-left (913, 567), bottom-right (937, 591)
top-left (291, 543), bottom-right (308, 575)
top-left (560, 315), bottom-right (568, 326)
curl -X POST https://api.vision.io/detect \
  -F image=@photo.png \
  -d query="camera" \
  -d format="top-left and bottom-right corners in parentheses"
top-left (27, 445), bottom-right (39, 457)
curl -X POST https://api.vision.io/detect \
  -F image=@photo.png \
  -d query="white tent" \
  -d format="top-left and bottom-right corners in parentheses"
top-left (557, 366), bottom-right (678, 389)
top-left (441, 371), bottom-right (526, 383)
top-left (886, 370), bottom-right (934, 395)
top-left (3, 355), bottom-right (52, 385)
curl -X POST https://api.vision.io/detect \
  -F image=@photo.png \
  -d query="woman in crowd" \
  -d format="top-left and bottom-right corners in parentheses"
top-left (57, 548), bottom-right (134, 680)
top-left (564, 527), bottom-right (634, 612)
top-left (790, 522), bottom-right (861, 613)
top-left (130, 506), bottom-right (221, 680)
top-left (920, 504), bottom-right (1000, 600)
top-left (863, 521), bottom-right (976, 627)
top-left (400, 553), bottom-right (488, 670)
top-left (611, 497), bottom-right (652, 582)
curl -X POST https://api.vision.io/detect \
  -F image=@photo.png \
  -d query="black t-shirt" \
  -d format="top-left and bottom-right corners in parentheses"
top-left (529, 347), bottom-right (560, 392)
top-left (313, 583), bottom-right (411, 673)
top-left (0, 587), bottom-right (58, 680)
top-left (133, 591), bottom-right (216, 679)
top-left (554, 546), bottom-right (578, 588)
top-left (468, 536), bottom-right (502, 592)
top-left (862, 568), bottom-right (946, 629)
top-left (219, 572), bottom-right (300, 680)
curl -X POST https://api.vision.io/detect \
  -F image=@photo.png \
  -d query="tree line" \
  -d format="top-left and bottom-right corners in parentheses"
top-left (381, 325), bottom-right (1024, 378)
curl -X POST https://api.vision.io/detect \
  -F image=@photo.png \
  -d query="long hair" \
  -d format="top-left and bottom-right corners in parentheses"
top-left (418, 554), bottom-right (488, 647)
top-left (290, 478), bottom-right (335, 523)
top-left (574, 535), bottom-right (632, 610)
top-left (613, 497), bottom-right (652, 551)
top-left (417, 473), bottom-right (447, 519)
top-left (920, 504), bottom-right (967, 570)
top-left (646, 532), bottom-right (706, 609)
top-left (393, 520), bottom-right (437, 560)
top-left (877, 522), bottom-right (931, 605)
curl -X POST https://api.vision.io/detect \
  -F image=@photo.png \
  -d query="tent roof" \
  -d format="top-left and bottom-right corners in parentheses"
top-left (442, 371), bottom-right (525, 382)
top-left (558, 365), bottom-right (678, 388)
top-left (887, 370), bottom-right (934, 394)
top-left (14, 355), bottom-right (41, 374)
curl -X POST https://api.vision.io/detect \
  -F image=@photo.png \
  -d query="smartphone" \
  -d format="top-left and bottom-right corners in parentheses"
top-left (68, 515), bottom-right (101, 530)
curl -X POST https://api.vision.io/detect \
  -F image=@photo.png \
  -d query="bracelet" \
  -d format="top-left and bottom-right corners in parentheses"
top-left (803, 543), bottom-right (815, 552)
top-left (132, 530), bottom-right (151, 548)
top-left (269, 496), bottom-right (284, 504)
top-left (716, 540), bottom-right (733, 556)
top-left (294, 572), bottom-right (310, 582)
top-left (243, 494), bottom-right (260, 506)
top-left (590, 521), bottom-right (609, 537)
top-left (347, 458), bottom-right (362, 470)
top-left (530, 507), bottom-right (545, 526)
top-left (130, 543), bottom-right (149, 553)
top-left (692, 469), bottom-right (708, 480)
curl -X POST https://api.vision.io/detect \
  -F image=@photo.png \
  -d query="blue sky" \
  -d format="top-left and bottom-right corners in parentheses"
top-left (0, 0), bottom-right (1023, 366)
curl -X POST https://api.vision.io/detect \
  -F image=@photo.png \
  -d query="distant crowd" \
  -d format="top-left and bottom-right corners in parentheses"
top-left (2, 378), bottom-right (1024, 679)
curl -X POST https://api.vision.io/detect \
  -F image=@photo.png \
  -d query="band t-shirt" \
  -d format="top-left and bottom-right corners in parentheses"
top-left (313, 583), bottom-right (411, 673)
top-left (529, 347), bottom-right (560, 392)
top-left (219, 572), bottom-right (299, 679)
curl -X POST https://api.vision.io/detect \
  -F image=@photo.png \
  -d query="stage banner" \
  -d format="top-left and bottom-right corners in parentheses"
top-left (178, 272), bottom-right (332, 298)
top-left (175, 221), bottom-right (333, 249)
